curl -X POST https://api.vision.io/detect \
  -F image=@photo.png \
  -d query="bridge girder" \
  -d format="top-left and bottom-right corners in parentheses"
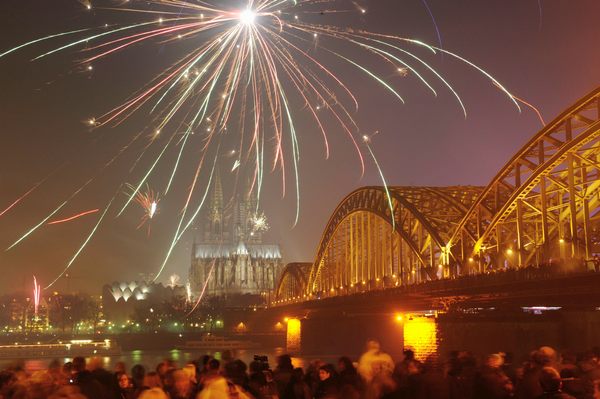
top-left (275, 262), bottom-right (311, 301)
top-left (305, 186), bottom-right (482, 297)
top-left (449, 87), bottom-right (600, 266)
top-left (274, 87), bottom-right (600, 304)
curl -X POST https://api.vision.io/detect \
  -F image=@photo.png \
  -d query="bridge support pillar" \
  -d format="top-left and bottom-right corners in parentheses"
top-left (286, 318), bottom-right (302, 353)
top-left (402, 314), bottom-right (440, 363)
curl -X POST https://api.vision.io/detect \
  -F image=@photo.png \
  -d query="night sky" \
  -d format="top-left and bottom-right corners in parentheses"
top-left (1, 0), bottom-right (599, 293)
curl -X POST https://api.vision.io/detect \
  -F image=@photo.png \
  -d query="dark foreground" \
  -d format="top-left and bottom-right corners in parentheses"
top-left (1, 342), bottom-right (600, 399)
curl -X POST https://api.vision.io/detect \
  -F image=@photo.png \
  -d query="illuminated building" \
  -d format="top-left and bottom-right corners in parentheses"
top-left (102, 281), bottom-right (185, 323)
top-left (189, 170), bottom-right (283, 299)
top-left (24, 297), bottom-right (49, 332)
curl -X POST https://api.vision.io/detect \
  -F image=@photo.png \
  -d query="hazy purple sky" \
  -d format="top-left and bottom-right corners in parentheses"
top-left (1, 0), bottom-right (599, 293)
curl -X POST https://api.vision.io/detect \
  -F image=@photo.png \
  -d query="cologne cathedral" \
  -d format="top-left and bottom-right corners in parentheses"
top-left (188, 171), bottom-right (283, 299)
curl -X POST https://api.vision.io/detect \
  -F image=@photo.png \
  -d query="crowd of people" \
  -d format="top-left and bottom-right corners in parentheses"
top-left (1, 341), bottom-right (600, 399)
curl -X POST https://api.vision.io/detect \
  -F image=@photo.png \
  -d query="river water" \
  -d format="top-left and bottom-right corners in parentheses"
top-left (0, 348), bottom-right (337, 373)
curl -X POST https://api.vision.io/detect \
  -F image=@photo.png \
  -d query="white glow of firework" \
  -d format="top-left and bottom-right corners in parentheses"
top-left (251, 212), bottom-right (269, 232)
top-left (239, 8), bottom-right (257, 25)
top-left (186, 259), bottom-right (215, 317)
top-left (33, 276), bottom-right (41, 316)
top-left (149, 201), bottom-right (157, 218)
top-left (185, 281), bottom-right (192, 303)
top-left (169, 273), bottom-right (180, 287)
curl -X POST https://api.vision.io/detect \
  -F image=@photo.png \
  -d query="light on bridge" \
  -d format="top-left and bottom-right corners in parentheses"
top-left (506, 248), bottom-right (514, 255)
top-left (395, 314), bottom-right (403, 322)
top-left (404, 316), bottom-right (438, 362)
top-left (286, 318), bottom-right (301, 353)
top-left (559, 238), bottom-right (565, 244)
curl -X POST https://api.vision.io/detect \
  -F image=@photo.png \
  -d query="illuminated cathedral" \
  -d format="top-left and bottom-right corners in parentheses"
top-left (188, 171), bottom-right (283, 299)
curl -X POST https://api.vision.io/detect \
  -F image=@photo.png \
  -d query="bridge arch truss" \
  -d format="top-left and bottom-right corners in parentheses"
top-left (448, 87), bottom-right (600, 268)
top-left (274, 87), bottom-right (600, 304)
top-left (305, 186), bottom-right (482, 298)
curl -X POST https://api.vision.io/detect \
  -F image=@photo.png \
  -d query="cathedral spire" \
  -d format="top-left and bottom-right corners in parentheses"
top-left (209, 166), bottom-right (223, 220)
top-left (205, 166), bottom-right (224, 242)
top-left (213, 166), bottom-right (224, 207)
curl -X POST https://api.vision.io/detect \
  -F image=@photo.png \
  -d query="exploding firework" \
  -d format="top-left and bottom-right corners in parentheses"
top-left (1, 0), bottom-right (523, 283)
top-left (251, 211), bottom-right (269, 233)
top-left (127, 184), bottom-right (160, 234)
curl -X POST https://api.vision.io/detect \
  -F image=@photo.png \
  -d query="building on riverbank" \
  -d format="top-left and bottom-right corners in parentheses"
top-left (189, 170), bottom-right (283, 302)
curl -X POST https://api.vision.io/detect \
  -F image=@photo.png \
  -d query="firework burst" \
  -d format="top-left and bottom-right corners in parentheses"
top-left (1, 0), bottom-right (523, 283)
top-left (251, 211), bottom-right (269, 233)
top-left (127, 184), bottom-right (160, 234)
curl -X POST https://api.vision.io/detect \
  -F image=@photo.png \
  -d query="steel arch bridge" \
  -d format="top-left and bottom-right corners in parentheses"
top-left (274, 87), bottom-right (600, 304)
top-left (275, 262), bottom-right (311, 301)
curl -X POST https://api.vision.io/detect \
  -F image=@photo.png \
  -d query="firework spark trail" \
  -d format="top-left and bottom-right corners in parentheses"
top-left (33, 276), bottom-right (41, 316)
top-left (262, 27), bottom-right (362, 175)
top-left (127, 184), bottom-right (160, 234)
top-left (115, 30), bottom-right (241, 216)
top-left (6, 129), bottom-right (146, 251)
top-left (493, 82), bottom-right (545, 126)
top-left (363, 133), bottom-right (395, 230)
top-left (0, 164), bottom-right (66, 219)
top-left (0, 28), bottom-right (91, 59)
top-left (1, 183), bottom-right (45, 219)
top-left (420, 0), bottom-right (443, 54)
top-left (7, 200), bottom-right (72, 251)
top-left (154, 146), bottom-right (220, 282)
top-left (117, 136), bottom-right (174, 216)
top-left (2, 0), bottom-right (523, 280)
top-left (44, 194), bottom-right (117, 290)
top-left (185, 257), bottom-right (216, 317)
top-left (339, 34), bottom-right (466, 116)
top-left (31, 19), bottom-right (181, 61)
top-left (47, 209), bottom-right (100, 225)
top-left (432, 45), bottom-right (521, 112)
top-left (514, 95), bottom-right (545, 126)
top-left (185, 282), bottom-right (192, 303)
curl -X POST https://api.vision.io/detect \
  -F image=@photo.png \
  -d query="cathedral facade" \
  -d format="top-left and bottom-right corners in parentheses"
top-left (189, 172), bottom-right (283, 298)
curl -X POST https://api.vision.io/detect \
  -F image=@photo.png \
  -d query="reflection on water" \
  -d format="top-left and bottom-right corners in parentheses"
top-left (286, 318), bottom-right (301, 353)
top-left (0, 347), bottom-right (323, 373)
top-left (403, 316), bottom-right (438, 362)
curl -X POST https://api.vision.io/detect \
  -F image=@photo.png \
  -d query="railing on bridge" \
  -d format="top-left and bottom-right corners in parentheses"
top-left (273, 262), bottom-right (599, 306)
top-left (274, 87), bottom-right (600, 306)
